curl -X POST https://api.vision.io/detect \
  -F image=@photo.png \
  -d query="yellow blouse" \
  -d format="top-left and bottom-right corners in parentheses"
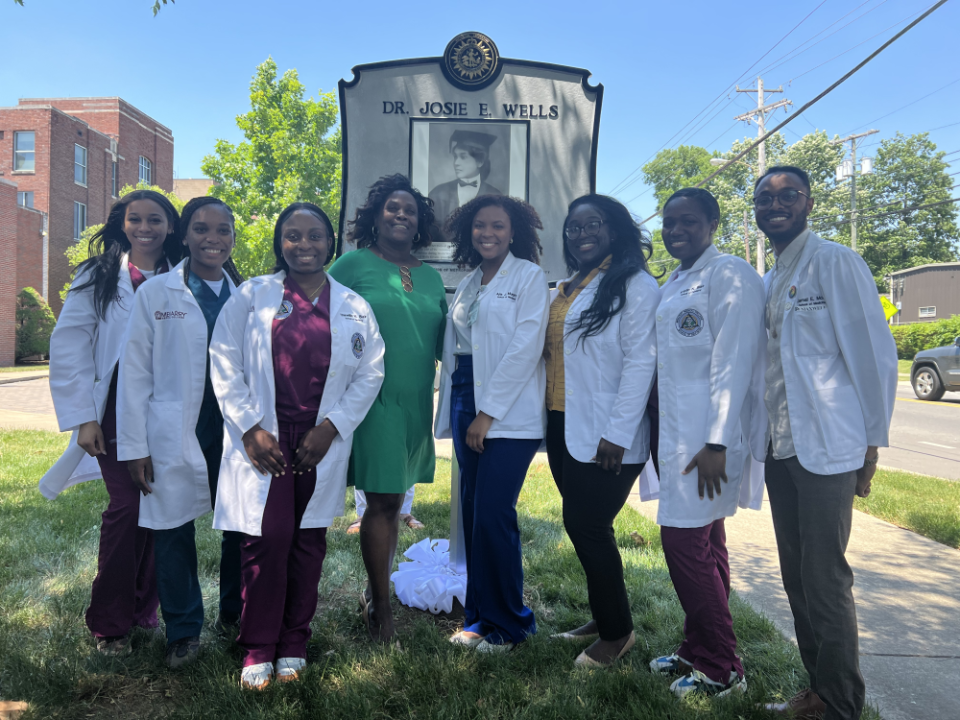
top-left (543, 256), bottom-right (612, 412)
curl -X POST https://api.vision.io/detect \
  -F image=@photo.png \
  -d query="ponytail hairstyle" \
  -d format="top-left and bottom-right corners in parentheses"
top-left (178, 196), bottom-right (244, 286)
top-left (71, 190), bottom-right (182, 319)
top-left (272, 202), bottom-right (336, 273)
top-left (663, 187), bottom-right (721, 225)
top-left (563, 194), bottom-right (654, 343)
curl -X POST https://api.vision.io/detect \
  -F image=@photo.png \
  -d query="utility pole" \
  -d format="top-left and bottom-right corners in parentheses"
top-left (735, 77), bottom-right (792, 275)
top-left (742, 209), bottom-right (752, 266)
top-left (832, 129), bottom-right (878, 252)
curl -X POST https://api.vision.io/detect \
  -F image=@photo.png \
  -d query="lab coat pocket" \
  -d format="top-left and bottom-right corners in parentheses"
top-left (675, 385), bottom-right (710, 453)
top-left (792, 309), bottom-right (839, 357)
top-left (146, 400), bottom-right (185, 474)
top-left (813, 385), bottom-right (867, 456)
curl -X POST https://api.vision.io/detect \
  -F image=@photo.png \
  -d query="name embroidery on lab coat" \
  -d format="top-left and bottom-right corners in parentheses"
top-left (275, 300), bottom-right (293, 320)
top-left (351, 333), bottom-right (365, 359)
top-left (680, 284), bottom-right (704, 297)
top-left (675, 308), bottom-right (704, 337)
top-left (795, 295), bottom-right (827, 311)
top-left (155, 310), bottom-right (187, 320)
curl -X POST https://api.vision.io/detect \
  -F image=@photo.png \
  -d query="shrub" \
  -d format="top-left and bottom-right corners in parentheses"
top-left (15, 288), bottom-right (56, 361)
top-left (890, 315), bottom-right (960, 359)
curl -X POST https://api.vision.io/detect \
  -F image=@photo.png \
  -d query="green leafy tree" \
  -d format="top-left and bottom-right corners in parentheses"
top-left (16, 287), bottom-right (56, 360)
top-left (60, 183), bottom-right (184, 301)
top-left (201, 58), bottom-right (342, 279)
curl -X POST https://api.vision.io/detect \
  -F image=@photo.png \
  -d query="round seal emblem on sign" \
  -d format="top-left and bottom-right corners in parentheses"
top-left (675, 308), bottom-right (705, 337)
top-left (443, 32), bottom-right (500, 90)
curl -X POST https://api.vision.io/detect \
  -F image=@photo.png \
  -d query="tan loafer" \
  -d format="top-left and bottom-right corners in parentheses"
top-left (574, 631), bottom-right (636, 668)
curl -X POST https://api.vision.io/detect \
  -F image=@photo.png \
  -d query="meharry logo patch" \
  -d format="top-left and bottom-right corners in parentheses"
top-left (675, 309), bottom-right (704, 337)
top-left (275, 300), bottom-right (293, 320)
top-left (351, 332), bottom-right (365, 359)
top-left (155, 310), bottom-right (187, 320)
top-left (789, 285), bottom-right (797, 299)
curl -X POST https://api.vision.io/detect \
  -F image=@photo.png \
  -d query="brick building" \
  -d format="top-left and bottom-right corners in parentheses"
top-left (0, 97), bottom-right (173, 365)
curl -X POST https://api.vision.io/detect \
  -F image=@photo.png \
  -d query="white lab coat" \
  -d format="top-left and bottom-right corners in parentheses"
top-left (655, 245), bottom-right (767, 528)
top-left (116, 260), bottom-right (237, 530)
top-left (765, 231), bottom-right (897, 475)
top-left (40, 256), bottom-right (142, 499)
top-left (209, 272), bottom-right (385, 536)
top-left (552, 268), bottom-right (660, 473)
top-left (435, 252), bottom-right (549, 440)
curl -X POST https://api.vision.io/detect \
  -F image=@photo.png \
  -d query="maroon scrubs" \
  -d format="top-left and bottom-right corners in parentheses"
top-left (237, 277), bottom-right (333, 666)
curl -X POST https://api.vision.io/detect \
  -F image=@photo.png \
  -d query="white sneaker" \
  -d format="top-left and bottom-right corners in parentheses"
top-left (241, 662), bottom-right (274, 690)
top-left (670, 669), bottom-right (746, 698)
top-left (475, 639), bottom-right (515, 653)
top-left (275, 657), bottom-right (306, 683)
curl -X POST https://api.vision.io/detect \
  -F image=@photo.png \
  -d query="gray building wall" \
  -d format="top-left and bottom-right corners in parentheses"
top-left (889, 263), bottom-right (960, 324)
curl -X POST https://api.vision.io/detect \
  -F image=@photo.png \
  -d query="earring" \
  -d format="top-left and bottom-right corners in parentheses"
top-left (371, 225), bottom-right (379, 243)
top-left (509, 237), bottom-right (514, 244)
top-left (413, 232), bottom-right (421, 244)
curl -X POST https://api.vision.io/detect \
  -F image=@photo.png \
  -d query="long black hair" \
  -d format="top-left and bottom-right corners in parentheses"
top-left (71, 190), bottom-right (182, 320)
top-left (346, 174), bottom-right (435, 251)
top-left (563, 194), bottom-right (653, 341)
top-left (179, 196), bottom-right (244, 286)
top-left (446, 195), bottom-right (543, 268)
top-left (272, 202), bottom-right (336, 273)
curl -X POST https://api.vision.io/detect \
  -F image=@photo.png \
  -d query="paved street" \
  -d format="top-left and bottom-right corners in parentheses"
top-left (884, 382), bottom-right (960, 480)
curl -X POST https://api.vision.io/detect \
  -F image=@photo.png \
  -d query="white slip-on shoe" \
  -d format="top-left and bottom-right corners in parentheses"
top-left (275, 657), bottom-right (306, 683)
top-left (241, 662), bottom-right (274, 690)
top-left (449, 631), bottom-right (486, 647)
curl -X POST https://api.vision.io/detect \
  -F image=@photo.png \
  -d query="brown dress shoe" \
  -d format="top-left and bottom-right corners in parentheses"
top-left (765, 688), bottom-right (826, 719)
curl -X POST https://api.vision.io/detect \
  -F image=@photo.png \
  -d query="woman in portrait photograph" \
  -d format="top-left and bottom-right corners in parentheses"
top-left (328, 174), bottom-right (447, 643)
top-left (545, 194), bottom-right (660, 667)
top-left (435, 194), bottom-right (550, 652)
top-left (428, 130), bottom-right (503, 229)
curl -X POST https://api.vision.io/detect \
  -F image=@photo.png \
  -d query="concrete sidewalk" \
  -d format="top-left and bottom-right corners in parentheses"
top-left (0, 376), bottom-right (62, 433)
top-left (627, 487), bottom-right (960, 720)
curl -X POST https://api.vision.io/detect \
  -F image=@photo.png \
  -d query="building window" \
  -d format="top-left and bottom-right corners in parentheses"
top-left (17, 191), bottom-right (34, 208)
top-left (112, 161), bottom-right (118, 197)
top-left (139, 156), bottom-right (152, 185)
top-left (14, 131), bottom-right (35, 172)
top-left (919, 306), bottom-right (937, 318)
top-left (74, 202), bottom-right (86, 241)
top-left (74, 144), bottom-right (88, 186)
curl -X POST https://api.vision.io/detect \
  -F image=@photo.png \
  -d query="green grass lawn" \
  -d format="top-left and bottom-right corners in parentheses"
top-left (0, 364), bottom-right (49, 374)
top-left (0, 429), bottom-right (876, 720)
top-left (898, 359), bottom-right (911, 381)
top-left (856, 467), bottom-right (960, 548)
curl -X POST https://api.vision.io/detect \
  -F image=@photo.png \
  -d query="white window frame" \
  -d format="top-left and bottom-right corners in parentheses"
top-left (74, 144), bottom-right (88, 186)
top-left (919, 306), bottom-right (937, 318)
top-left (14, 131), bottom-right (35, 172)
top-left (138, 156), bottom-right (152, 185)
top-left (74, 202), bottom-right (86, 241)
top-left (17, 191), bottom-right (34, 208)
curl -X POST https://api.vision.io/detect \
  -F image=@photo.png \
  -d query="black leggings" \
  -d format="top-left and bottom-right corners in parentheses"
top-left (545, 410), bottom-right (643, 640)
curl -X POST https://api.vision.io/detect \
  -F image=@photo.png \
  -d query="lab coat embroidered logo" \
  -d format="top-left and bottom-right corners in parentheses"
top-left (351, 333), bottom-right (365, 359)
top-left (789, 285), bottom-right (797, 299)
top-left (676, 309), bottom-right (704, 337)
top-left (275, 301), bottom-right (293, 320)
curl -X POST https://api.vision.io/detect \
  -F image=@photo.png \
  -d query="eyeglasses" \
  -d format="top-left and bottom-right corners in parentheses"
top-left (564, 220), bottom-right (604, 241)
top-left (752, 189), bottom-right (810, 209)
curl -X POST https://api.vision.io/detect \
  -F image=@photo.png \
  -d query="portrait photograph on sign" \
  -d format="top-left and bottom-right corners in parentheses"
top-left (410, 119), bottom-right (529, 264)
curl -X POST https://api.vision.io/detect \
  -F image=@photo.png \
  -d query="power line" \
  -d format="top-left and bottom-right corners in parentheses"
top-left (638, 0), bottom-right (952, 225)
top-left (846, 77), bottom-right (960, 134)
top-left (607, 0), bottom-right (830, 195)
top-left (808, 182), bottom-right (960, 222)
top-left (812, 196), bottom-right (959, 227)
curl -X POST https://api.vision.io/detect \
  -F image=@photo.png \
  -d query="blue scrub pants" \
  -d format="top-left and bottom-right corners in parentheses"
top-left (152, 434), bottom-right (242, 643)
top-left (451, 355), bottom-right (538, 646)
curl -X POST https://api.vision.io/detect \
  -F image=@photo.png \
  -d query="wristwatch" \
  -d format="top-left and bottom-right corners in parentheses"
top-left (706, 443), bottom-right (726, 452)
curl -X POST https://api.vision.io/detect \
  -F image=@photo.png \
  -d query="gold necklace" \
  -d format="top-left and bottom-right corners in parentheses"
top-left (372, 247), bottom-right (415, 292)
top-left (300, 274), bottom-right (328, 301)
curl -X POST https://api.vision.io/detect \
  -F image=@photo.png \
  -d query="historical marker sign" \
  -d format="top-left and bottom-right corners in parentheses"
top-left (338, 31), bottom-right (603, 288)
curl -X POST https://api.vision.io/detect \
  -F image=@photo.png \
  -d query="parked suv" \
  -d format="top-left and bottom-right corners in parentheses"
top-left (911, 336), bottom-right (960, 401)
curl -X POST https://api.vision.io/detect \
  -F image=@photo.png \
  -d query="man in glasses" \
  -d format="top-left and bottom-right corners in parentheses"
top-left (755, 166), bottom-right (897, 720)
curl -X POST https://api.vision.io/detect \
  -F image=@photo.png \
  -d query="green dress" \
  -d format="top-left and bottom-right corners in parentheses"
top-left (328, 248), bottom-right (447, 493)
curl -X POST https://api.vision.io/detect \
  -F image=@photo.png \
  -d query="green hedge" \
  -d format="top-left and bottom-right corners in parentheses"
top-left (890, 316), bottom-right (960, 359)
top-left (15, 288), bottom-right (56, 361)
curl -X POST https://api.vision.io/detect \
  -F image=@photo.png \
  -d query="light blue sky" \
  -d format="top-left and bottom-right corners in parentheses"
top-left (3, 0), bottom-right (957, 223)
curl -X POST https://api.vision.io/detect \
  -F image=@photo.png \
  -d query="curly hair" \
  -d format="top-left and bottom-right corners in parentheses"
top-left (272, 202), bottom-right (337, 273)
top-left (446, 195), bottom-right (543, 268)
top-left (71, 190), bottom-right (182, 320)
top-left (563, 194), bottom-right (654, 343)
top-left (179, 196), bottom-right (244, 286)
top-left (345, 174), bottom-right (435, 251)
